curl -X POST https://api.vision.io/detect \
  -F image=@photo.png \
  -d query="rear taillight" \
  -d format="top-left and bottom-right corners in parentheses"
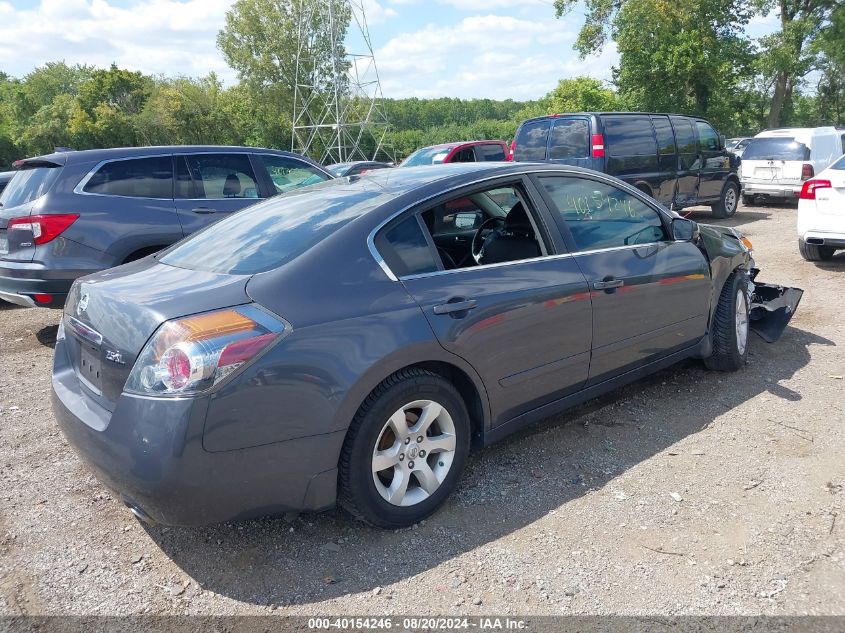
top-left (507, 140), bottom-right (516, 162)
top-left (801, 164), bottom-right (814, 180)
top-left (799, 179), bottom-right (832, 200)
top-left (7, 214), bottom-right (79, 245)
top-left (124, 305), bottom-right (287, 396)
top-left (591, 134), bottom-right (605, 158)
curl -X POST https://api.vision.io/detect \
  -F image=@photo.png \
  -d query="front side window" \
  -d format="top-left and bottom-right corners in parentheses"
top-left (259, 154), bottom-right (329, 194)
top-left (549, 119), bottom-right (590, 159)
top-left (184, 154), bottom-right (259, 200)
top-left (651, 116), bottom-right (676, 155)
top-left (539, 176), bottom-right (667, 251)
top-left (514, 120), bottom-right (550, 161)
top-left (83, 157), bottom-right (173, 199)
top-left (670, 117), bottom-right (697, 155)
top-left (696, 121), bottom-right (720, 152)
top-left (450, 147), bottom-right (476, 163)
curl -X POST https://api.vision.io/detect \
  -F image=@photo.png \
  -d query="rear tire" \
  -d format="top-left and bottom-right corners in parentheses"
top-left (338, 368), bottom-right (470, 528)
top-left (711, 181), bottom-right (739, 219)
top-left (704, 272), bottom-right (749, 372)
top-left (798, 240), bottom-right (835, 262)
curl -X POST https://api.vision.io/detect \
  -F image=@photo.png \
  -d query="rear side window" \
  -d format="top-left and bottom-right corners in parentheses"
top-left (514, 120), bottom-right (550, 161)
top-left (184, 154), bottom-right (259, 199)
top-left (696, 121), bottom-right (719, 152)
top-left (380, 215), bottom-right (438, 277)
top-left (83, 157), bottom-right (173, 199)
top-left (651, 116), bottom-right (676, 154)
top-left (742, 138), bottom-right (810, 161)
top-left (549, 119), bottom-right (589, 159)
top-left (476, 144), bottom-right (506, 161)
top-left (160, 180), bottom-right (389, 274)
top-left (603, 116), bottom-right (657, 156)
top-left (539, 176), bottom-right (667, 251)
top-left (259, 154), bottom-right (329, 194)
top-left (0, 165), bottom-right (62, 207)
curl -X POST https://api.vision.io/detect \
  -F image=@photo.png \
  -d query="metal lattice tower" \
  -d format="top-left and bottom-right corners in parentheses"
top-left (292, 0), bottom-right (393, 164)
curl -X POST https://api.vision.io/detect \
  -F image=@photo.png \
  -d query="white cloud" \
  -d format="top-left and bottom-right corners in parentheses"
top-left (0, 0), bottom-right (236, 81)
top-left (437, 0), bottom-right (552, 9)
top-left (374, 14), bottom-right (617, 99)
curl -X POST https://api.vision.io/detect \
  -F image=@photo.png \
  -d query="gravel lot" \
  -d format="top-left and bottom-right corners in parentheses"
top-left (1, 202), bottom-right (843, 616)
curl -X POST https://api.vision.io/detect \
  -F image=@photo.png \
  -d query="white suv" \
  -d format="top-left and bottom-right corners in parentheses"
top-left (797, 153), bottom-right (845, 261)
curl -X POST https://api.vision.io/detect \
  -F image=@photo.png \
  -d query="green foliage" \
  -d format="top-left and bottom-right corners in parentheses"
top-left (546, 77), bottom-right (619, 112)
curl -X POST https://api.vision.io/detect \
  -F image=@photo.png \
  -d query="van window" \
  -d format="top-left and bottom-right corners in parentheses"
top-left (651, 116), bottom-right (676, 154)
top-left (696, 121), bottom-right (720, 152)
top-left (742, 138), bottom-right (810, 161)
top-left (0, 165), bottom-right (62, 207)
top-left (549, 119), bottom-right (590, 159)
top-left (476, 144), bottom-right (506, 161)
top-left (514, 120), bottom-right (550, 161)
top-left (83, 157), bottom-right (173, 199)
top-left (603, 115), bottom-right (657, 156)
top-left (671, 118), bottom-right (697, 154)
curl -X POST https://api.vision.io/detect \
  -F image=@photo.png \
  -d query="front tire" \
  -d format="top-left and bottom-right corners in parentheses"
top-left (711, 181), bottom-right (740, 219)
top-left (704, 272), bottom-right (749, 372)
top-left (798, 240), bottom-right (835, 262)
top-left (338, 368), bottom-right (470, 528)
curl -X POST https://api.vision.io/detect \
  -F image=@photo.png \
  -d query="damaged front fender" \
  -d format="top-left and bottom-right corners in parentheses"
top-left (748, 269), bottom-right (804, 343)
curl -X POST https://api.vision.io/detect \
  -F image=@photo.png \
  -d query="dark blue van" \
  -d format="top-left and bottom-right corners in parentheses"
top-left (511, 113), bottom-right (740, 218)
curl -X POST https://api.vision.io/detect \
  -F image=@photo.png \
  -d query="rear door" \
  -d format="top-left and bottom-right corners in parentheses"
top-left (602, 114), bottom-right (661, 195)
top-left (740, 137), bottom-right (808, 187)
top-left (670, 116), bottom-right (700, 206)
top-left (378, 178), bottom-right (593, 425)
top-left (513, 119), bottom-right (552, 162)
top-left (547, 117), bottom-right (594, 170)
top-left (534, 174), bottom-right (711, 384)
top-left (174, 153), bottom-right (262, 235)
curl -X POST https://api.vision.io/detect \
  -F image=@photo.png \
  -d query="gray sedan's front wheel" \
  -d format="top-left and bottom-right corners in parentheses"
top-left (339, 368), bottom-right (470, 528)
top-left (704, 272), bottom-right (749, 371)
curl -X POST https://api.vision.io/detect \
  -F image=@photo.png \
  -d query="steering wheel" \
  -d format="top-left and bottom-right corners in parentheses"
top-left (471, 216), bottom-right (505, 264)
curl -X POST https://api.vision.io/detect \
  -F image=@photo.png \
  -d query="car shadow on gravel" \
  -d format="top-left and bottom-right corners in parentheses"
top-left (0, 300), bottom-right (26, 311)
top-left (682, 207), bottom-right (773, 228)
top-left (36, 324), bottom-right (59, 349)
top-left (142, 325), bottom-right (834, 608)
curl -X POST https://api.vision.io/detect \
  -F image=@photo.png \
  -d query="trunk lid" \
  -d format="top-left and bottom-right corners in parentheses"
top-left (63, 258), bottom-right (251, 408)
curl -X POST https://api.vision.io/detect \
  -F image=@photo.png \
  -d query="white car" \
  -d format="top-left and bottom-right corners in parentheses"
top-left (797, 153), bottom-right (845, 261)
top-left (741, 127), bottom-right (843, 205)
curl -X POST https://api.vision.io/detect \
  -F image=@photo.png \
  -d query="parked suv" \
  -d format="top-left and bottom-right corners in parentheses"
top-left (0, 146), bottom-right (332, 308)
top-left (400, 141), bottom-right (509, 167)
top-left (0, 171), bottom-right (14, 195)
top-left (740, 128), bottom-right (843, 205)
top-left (510, 113), bottom-right (740, 218)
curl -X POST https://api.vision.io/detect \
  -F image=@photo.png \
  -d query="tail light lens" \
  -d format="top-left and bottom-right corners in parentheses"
top-left (7, 214), bottom-right (79, 245)
top-left (799, 179), bottom-right (831, 200)
top-left (125, 305), bottom-right (287, 396)
top-left (591, 134), bottom-right (605, 158)
top-left (507, 140), bottom-right (516, 162)
top-left (801, 164), bottom-right (814, 180)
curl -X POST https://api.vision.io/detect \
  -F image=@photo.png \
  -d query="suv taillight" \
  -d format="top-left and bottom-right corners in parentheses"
top-left (799, 179), bottom-right (831, 200)
top-left (7, 214), bottom-right (79, 245)
top-left (507, 140), bottom-right (515, 162)
top-left (801, 164), bottom-right (814, 181)
top-left (591, 134), bottom-right (605, 158)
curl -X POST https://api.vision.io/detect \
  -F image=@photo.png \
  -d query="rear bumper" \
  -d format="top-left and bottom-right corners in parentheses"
top-left (0, 259), bottom-right (93, 308)
top-left (51, 337), bottom-right (345, 526)
top-left (741, 182), bottom-right (801, 197)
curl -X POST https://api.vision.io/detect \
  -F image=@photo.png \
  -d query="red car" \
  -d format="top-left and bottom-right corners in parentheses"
top-left (400, 141), bottom-right (509, 166)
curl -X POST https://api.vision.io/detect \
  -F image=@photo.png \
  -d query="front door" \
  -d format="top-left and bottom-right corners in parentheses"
top-left (534, 174), bottom-right (711, 384)
top-left (378, 181), bottom-right (593, 424)
top-left (174, 153), bottom-right (263, 235)
top-left (695, 120), bottom-right (730, 202)
top-left (670, 116), bottom-right (701, 207)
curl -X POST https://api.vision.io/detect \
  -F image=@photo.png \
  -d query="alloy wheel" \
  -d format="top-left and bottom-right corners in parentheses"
top-left (735, 289), bottom-right (748, 356)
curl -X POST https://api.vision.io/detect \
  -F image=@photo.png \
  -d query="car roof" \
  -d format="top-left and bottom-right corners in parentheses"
top-left (17, 145), bottom-right (309, 166)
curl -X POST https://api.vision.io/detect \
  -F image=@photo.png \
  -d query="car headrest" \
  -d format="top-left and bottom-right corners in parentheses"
top-left (504, 202), bottom-right (532, 234)
top-left (223, 174), bottom-right (241, 197)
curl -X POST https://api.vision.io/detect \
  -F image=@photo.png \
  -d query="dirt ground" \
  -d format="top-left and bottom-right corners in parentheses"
top-left (1, 201), bottom-right (843, 617)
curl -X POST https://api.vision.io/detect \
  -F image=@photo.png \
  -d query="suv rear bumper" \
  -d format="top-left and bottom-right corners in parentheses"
top-left (741, 182), bottom-right (801, 198)
top-left (0, 259), bottom-right (95, 308)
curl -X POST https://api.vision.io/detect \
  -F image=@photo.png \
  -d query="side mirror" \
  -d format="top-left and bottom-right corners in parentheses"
top-left (719, 134), bottom-right (726, 150)
top-left (671, 217), bottom-right (698, 241)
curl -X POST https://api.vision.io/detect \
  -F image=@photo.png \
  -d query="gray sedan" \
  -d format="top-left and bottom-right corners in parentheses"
top-left (51, 163), bottom-right (801, 528)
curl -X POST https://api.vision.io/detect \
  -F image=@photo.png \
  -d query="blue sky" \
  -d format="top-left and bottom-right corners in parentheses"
top-left (0, 0), bottom-right (781, 100)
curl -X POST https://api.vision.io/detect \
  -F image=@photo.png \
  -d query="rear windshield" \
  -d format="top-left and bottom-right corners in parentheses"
top-left (743, 138), bottom-right (810, 161)
top-left (401, 147), bottom-right (453, 167)
top-left (159, 180), bottom-right (391, 275)
top-left (831, 155), bottom-right (845, 170)
top-left (0, 165), bottom-right (62, 208)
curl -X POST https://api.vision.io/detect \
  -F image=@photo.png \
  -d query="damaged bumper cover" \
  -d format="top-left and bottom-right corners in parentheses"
top-left (748, 269), bottom-right (804, 343)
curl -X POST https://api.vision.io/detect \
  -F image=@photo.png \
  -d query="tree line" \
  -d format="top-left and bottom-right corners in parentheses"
top-left (0, 0), bottom-right (842, 170)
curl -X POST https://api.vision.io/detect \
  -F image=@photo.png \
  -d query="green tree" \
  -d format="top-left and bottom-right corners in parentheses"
top-left (546, 77), bottom-right (619, 112)
top-left (77, 64), bottom-right (152, 116)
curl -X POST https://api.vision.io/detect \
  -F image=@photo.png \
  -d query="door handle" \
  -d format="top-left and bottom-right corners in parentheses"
top-left (433, 299), bottom-right (478, 315)
top-left (191, 207), bottom-right (216, 214)
top-left (593, 279), bottom-right (624, 290)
